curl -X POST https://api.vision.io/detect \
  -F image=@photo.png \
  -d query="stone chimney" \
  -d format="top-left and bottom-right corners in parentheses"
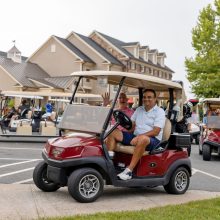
top-left (7, 43), bottom-right (22, 63)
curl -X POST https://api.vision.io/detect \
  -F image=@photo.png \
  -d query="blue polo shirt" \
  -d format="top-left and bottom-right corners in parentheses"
top-left (131, 105), bottom-right (165, 141)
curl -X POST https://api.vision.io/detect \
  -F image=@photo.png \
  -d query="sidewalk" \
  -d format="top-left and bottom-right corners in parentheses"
top-left (1, 183), bottom-right (220, 220)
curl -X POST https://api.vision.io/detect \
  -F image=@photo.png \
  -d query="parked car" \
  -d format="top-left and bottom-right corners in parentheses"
top-left (33, 71), bottom-right (191, 203)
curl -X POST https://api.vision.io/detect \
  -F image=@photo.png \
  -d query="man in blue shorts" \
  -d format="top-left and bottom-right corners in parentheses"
top-left (106, 89), bottom-right (165, 180)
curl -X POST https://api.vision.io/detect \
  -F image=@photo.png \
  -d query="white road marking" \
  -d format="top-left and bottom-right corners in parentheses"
top-left (12, 178), bottom-right (33, 184)
top-left (193, 168), bottom-right (220, 180)
top-left (192, 168), bottom-right (197, 175)
top-left (0, 159), bottom-right (41, 168)
top-left (0, 147), bottom-right (42, 150)
top-left (0, 158), bottom-right (41, 161)
top-left (0, 167), bottom-right (34, 178)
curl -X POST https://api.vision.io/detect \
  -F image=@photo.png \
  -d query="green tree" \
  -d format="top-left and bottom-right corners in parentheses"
top-left (185, 0), bottom-right (220, 98)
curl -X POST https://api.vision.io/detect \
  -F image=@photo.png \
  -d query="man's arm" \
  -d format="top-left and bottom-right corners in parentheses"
top-left (141, 126), bottom-right (161, 137)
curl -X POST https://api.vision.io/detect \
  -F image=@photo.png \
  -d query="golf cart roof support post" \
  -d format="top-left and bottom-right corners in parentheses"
top-left (168, 88), bottom-right (174, 119)
top-left (138, 88), bottom-right (143, 106)
top-left (100, 76), bottom-right (126, 157)
top-left (70, 76), bottom-right (82, 104)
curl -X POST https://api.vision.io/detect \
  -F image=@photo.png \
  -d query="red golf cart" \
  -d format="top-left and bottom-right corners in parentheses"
top-left (33, 71), bottom-right (191, 203)
top-left (199, 98), bottom-right (220, 161)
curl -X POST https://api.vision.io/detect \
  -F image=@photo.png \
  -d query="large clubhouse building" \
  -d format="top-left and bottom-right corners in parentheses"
top-left (0, 30), bottom-right (174, 104)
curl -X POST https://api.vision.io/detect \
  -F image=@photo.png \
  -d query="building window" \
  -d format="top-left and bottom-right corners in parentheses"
top-left (131, 62), bottom-right (136, 70)
top-left (113, 85), bottom-right (119, 92)
top-left (51, 44), bottom-right (56, 53)
top-left (141, 65), bottom-right (145, 73)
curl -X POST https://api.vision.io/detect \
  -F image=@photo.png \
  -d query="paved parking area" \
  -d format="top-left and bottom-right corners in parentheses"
top-left (0, 142), bottom-right (220, 192)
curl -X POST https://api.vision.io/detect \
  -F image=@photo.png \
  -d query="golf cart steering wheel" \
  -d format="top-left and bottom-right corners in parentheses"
top-left (113, 110), bottom-right (132, 130)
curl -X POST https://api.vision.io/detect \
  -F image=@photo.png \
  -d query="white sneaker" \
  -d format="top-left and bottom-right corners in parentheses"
top-left (108, 151), bottom-right (115, 159)
top-left (117, 167), bottom-right (132, 180)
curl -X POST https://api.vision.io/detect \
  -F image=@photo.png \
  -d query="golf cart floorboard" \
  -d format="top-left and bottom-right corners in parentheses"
top-left (114, 176), bottom-right (165, 187)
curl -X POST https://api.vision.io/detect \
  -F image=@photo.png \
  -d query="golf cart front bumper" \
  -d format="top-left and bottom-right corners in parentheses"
top-left (42, 151), bottom-right (108, 186)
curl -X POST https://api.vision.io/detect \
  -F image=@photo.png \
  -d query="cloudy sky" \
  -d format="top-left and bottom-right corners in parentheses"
top-left (1, 0), bottom-right (213, 98)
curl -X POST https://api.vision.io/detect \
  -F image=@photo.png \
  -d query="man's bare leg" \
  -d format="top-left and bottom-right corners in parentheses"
top-left (128, 136), bottom-right (150, 171)
top-left (106, 129), bottom-right (123, 151)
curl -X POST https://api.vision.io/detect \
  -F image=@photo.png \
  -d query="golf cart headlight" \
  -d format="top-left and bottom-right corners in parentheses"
top-left (51, 147), bottom-right (65, 159)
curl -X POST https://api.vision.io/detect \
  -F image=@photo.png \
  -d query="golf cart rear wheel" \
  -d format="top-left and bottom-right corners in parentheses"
top-left (68, 168), bottom-right (104, 203)
top-left (195, 134), bottom-right (200, 145)
top-left (202, 144), bottom-right (211, 161)
top-left (33, 161), bottom-right (60, 192)
top-left (164, 167), bottom-right (190, 194)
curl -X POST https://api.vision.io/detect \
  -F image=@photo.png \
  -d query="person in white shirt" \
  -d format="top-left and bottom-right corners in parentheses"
top-left (106, 89), bottom-right (165, 180)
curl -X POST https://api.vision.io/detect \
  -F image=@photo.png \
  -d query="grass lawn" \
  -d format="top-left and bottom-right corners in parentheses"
top-left (43, 197), bottom-right (220, 220)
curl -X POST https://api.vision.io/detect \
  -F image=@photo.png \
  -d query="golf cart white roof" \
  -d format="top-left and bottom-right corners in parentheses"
top-left (71, 71), bottom-right (183, 91)
top-left (202, 98), bottom-right (220, 104)
top-left (1, 90), bottom-right (101, 99)
top-left (1, 93), bottom-right (44, 99)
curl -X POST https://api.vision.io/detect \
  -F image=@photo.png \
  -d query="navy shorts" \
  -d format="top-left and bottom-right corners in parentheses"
top-left (121, 132), bottom-right (160, 151)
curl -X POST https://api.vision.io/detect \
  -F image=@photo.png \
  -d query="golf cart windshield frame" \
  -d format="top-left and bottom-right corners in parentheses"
top-left (67, 75), bottom-right (126, 139)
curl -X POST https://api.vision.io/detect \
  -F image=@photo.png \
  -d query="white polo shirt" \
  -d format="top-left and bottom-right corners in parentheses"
top-left (131, 105), bottom-right (165, 141)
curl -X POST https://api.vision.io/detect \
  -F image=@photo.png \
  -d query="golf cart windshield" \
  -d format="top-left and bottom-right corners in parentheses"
top-left (58, 104), bottom-right (110, 134)
top-left (207, 116), bottom-right (220, 129)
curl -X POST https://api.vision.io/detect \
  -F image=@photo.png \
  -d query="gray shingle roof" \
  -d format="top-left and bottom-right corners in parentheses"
top-left (149, 49), bottom-right (157, 53)
top-left (122, 42), bottom-right (139, 46)
top-left (44, 76), bottom-right (75, 89)
top-left (0, 50), bottom-right (28, 62)
top-left (54, 36), bottom-right (95, 63)
top-left (7, 46), bottom-right (21, 54)
top-left (74, 32), bottom-right (124, 66)
top-left (0, 55), bottom-right (50, 87)
top-left (95, 31), bottom-right (134, 58)
top-left (140, 46), bottom-right (149, 49)
top-left (27, 75), bottom-right (76, 89)
top-left (96, 31), bottom-right (174, 72)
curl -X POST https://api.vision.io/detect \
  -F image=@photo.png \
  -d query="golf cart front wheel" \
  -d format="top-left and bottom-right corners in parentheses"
top-left (33, 161), bottom-right (60, 192)
top-left (202, 144), bottom-right (211, 161)
top-left (164, 167), bottom-right (190, 194)
top-left (68, 168), bottom-right (104, 203)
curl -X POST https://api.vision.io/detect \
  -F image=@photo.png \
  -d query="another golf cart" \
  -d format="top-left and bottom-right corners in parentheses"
top-left (33, 71), bottom-right (191, 203)
top-left (199, 98), bottom-right (220, 161)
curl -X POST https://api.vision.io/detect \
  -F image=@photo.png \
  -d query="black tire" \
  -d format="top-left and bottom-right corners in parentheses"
top-left (195, 135), bottom-right (200, 145)
top-left (202, 144), bottom-right (211, 161)
top-left (187, 145), bottom-right (191, 157)
top-left (199, 136), bottom-right (203, 155)
top-left (164, 167), bottom-right (190, 194)
top-left (199, 147), bottom-right (202, 155)
top-left (33, 161), bottom-right (60, 192)
top-left (68, 168), bottom-right (104, 203)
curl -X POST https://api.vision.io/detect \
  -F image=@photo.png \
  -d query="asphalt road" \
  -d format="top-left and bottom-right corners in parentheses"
top-left (0, 141), bottom-right (220, 192)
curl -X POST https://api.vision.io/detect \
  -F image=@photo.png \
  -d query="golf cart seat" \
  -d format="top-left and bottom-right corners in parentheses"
top-left (40, 120), bottom-right (56, 136)
top-left (16, 120), bottom-right (32, 135)
top-left (115, 118), bottom-right (171, 155)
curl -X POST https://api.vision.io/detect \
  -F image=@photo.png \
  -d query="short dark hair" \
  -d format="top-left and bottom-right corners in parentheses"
top-left (143, 89), bottom-right (156, 98)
